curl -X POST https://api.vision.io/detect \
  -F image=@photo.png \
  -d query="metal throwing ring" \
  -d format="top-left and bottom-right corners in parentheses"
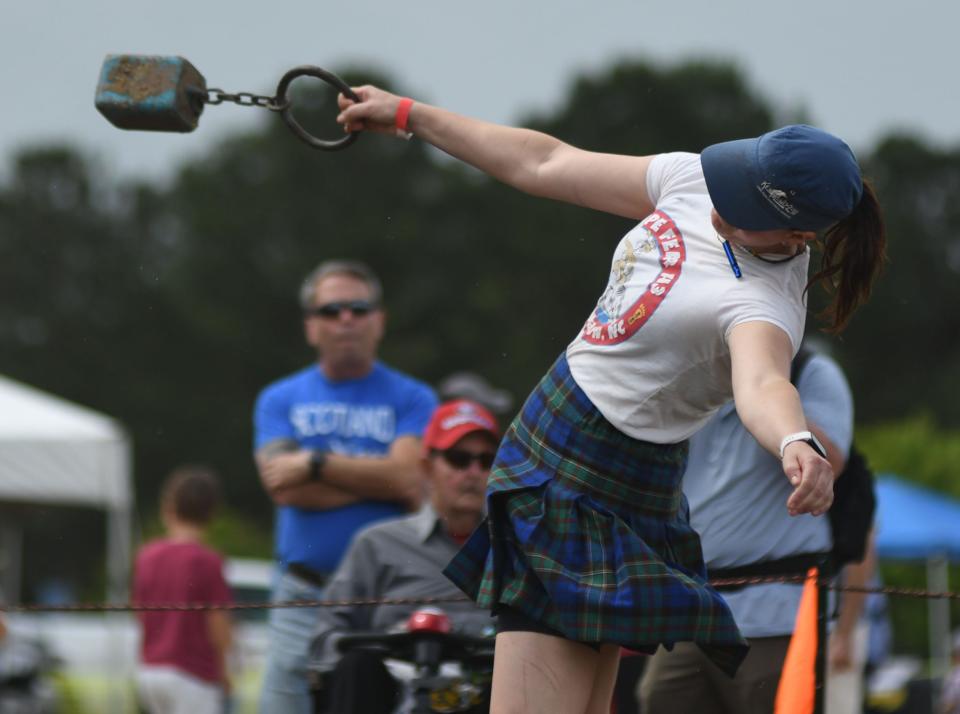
top-left (275, 66), bottom-right (360, 151)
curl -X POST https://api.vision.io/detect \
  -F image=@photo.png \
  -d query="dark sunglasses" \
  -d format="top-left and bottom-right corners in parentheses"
top-left (435, 448), bottom-right (496, 470)
top-left (306, 300), bottom-right (378, 319)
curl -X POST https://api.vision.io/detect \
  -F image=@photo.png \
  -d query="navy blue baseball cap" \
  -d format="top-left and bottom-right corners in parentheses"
top-left (700, 124), bottom-right (863, 232)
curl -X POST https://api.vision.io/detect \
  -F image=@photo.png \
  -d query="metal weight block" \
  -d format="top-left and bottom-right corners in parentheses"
top-left (95, 55), bottom-right (207, 132)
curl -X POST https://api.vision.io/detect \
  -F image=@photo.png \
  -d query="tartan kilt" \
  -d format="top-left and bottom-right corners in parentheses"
top-left (443, 352), bottom-right (748, 676)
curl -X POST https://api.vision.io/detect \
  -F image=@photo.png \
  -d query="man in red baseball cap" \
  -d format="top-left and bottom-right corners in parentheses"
top-left (420, 399), bottom-right (500, 542)
top-left (311, 399), bottom-right (500, 713)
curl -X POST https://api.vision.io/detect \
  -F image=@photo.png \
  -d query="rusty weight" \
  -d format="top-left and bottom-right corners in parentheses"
top-left (95, 55), bottom-right (207, 132)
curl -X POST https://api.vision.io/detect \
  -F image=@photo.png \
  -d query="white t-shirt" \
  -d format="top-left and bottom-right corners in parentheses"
top-left (565, 152), bottom-right (808, 443)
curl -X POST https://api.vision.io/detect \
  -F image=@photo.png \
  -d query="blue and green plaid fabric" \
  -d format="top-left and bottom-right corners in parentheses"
top-left (444, 352), bottom-right (748, 676)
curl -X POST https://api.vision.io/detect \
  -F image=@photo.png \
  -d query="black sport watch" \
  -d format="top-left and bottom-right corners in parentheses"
top-left (308, 450), bottom-right (327, 482)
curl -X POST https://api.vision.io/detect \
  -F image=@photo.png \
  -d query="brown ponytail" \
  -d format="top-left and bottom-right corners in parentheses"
top-left (806, 179), bottom-right (887, 332)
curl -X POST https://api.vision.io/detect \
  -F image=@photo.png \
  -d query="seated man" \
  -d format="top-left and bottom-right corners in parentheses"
top-left (311, 399), bottom-right (500, 714)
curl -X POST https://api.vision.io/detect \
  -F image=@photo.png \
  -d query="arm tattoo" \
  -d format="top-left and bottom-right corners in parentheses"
top-left (257, 438), bottom-right (301, 459)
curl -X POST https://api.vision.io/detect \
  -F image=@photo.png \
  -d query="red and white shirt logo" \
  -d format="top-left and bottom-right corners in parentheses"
top-left (581, 210), bottom-right (686, 345)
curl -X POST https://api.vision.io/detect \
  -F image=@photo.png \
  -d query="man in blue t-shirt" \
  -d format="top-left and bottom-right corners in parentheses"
top-left (253, 259), bottom-right (437, 714)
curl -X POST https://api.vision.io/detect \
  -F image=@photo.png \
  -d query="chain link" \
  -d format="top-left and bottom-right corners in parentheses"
top-left (202, 88), bottom-right (289, 112)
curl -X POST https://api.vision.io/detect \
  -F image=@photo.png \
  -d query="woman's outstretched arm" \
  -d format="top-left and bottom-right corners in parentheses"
top-left (337, 85), bottom-right (656, 220)
top-left (728, 321), bottom-right (835, 517)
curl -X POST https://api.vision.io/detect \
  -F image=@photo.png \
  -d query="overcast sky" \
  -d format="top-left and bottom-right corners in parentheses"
top-left (3, 0), bottom-right (957, 184)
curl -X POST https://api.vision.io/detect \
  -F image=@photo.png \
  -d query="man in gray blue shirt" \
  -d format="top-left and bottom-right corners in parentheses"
top-left (638, 349), bottom-right (853, 714)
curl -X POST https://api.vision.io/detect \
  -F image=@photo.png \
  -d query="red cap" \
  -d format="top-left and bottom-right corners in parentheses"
top-left (423, 400), bottom-right (500, 452)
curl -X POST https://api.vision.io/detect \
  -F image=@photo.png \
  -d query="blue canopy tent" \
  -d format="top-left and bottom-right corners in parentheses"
top-left (874, 474), bottom-right (960, 677)
top-left (876, 474), bottom-right (960, 560)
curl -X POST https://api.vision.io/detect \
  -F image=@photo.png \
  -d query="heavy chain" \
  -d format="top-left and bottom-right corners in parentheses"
top-left (200, 88), bottom-right (289, 112)
top-left (186, 67), bottom-right (358, 150)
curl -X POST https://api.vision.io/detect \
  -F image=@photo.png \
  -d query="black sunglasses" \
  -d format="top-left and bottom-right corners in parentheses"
top-left (435, 448), bottom-right (496, 470)
top-left (306, 300), bottom-right (378, 319)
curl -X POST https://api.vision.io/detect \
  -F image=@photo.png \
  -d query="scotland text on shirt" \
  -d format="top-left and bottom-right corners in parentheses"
top-left (290, 403), bottom-right (396, 443)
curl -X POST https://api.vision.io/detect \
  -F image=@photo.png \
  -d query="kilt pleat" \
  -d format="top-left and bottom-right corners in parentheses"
top-left (443, 352), bottom-right (748, 676)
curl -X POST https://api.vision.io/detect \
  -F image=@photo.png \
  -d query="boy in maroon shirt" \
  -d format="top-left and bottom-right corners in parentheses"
top-left (133, 466), bottom-right (233, 714)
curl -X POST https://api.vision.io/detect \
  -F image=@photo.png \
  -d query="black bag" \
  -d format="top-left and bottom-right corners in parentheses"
top-left (828, 445), bottom-right (876, 567)
top-left (792, 347), bottom-right (876, 569)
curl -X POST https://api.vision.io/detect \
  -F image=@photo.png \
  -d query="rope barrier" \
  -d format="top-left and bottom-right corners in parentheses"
top-left (712, 574), bottom-right (960, 600)
top-left (3, 574), bottom-right (959, 613)
top-left (0, 594), bottom-right (469, 614)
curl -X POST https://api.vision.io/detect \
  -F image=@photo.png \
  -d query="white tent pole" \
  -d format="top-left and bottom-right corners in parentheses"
top-left (926, 554), bottom-right (950, 682)
top-left (105, 439), bottom-right (134, 714)
top-left (106, 506), bottom-right (130, 603)
top-left (105, 437), bottom-right (133, 604)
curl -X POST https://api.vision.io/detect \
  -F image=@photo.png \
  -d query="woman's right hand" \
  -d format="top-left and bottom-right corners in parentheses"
top-left (782, 441), bottom-right (834, 517)
top-left (336, 85), bottom-right (408, 136)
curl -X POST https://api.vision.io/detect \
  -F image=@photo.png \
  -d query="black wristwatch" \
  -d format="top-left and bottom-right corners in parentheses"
top-left (308, 450), bottom-right (327, 482)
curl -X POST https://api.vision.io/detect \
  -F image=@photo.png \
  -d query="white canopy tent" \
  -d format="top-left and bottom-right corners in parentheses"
top-left (0, 373), bottom-right (132, 605)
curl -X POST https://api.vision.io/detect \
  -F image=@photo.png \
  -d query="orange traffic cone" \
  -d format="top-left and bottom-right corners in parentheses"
top-left (774, 567), bottom-right (819, 714)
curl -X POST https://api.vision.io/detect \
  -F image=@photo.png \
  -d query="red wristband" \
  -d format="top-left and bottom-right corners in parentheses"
top-left (395, 97), bottom-right (414, 132)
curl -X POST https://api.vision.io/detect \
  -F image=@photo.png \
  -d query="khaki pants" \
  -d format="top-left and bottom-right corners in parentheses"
top-left (637, 637), bottom-right (790, 714)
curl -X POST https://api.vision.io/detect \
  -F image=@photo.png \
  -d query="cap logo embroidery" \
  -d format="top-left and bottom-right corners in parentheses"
top-left (757, 181), bottom-right (799, 219)
top-left (440, 404), bottom-right (494, 431)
